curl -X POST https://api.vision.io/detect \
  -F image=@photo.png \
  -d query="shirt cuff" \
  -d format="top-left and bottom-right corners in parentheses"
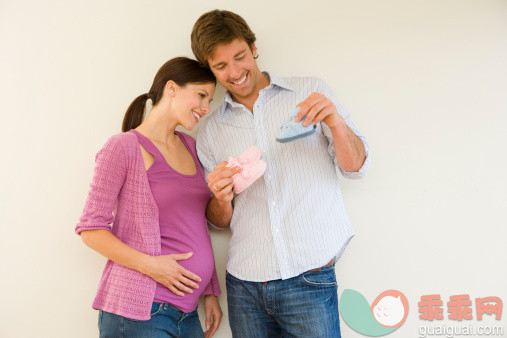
top-left (338, 137), bottom-right (371, 179)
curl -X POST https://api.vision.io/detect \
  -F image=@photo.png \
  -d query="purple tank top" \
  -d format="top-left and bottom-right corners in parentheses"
top-left (131, 129), bottom-right (214, 312)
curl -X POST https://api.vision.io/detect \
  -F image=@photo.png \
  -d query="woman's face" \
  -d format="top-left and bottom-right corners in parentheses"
top-left (171, 82), bottom-right (215, 130)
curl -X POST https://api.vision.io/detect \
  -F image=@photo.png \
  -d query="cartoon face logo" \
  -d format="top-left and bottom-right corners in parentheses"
top-left (371, 293), bottom-right (407, 327)
top-left (340, 289), bottom-right (409, 336)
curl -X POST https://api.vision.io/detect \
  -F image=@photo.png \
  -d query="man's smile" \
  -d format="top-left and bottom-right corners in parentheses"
top-left (229, 72), bottom-right (249, 88)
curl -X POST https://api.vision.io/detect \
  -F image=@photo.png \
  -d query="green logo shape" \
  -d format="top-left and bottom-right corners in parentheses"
top-left (340, 289), bottom-right (406, 337)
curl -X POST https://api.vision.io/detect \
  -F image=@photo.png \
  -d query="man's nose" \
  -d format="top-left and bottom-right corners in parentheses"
top-left (229, 63), bottom-right (242, 80)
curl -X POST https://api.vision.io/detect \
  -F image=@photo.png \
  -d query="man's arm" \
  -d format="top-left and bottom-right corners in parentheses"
top-left (205, 163), bottom-right (241, 228)
top-left (196, 125), bottom-right (238, 228)
top-left (327, 119), bottom-right (366, 172)
top-left (206, 196), bottom-right (233, 228)
top-left (296, 79), bottom-right (369, 177)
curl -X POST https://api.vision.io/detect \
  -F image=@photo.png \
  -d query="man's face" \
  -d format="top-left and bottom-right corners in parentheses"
top-left (208, 39), bottom-right (262, 102)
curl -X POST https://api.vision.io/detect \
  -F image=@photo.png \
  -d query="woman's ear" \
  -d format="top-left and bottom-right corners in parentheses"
top-left (165, 80), bottom-right (177, 98)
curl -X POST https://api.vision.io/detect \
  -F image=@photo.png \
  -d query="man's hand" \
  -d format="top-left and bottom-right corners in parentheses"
top-left (204, 162), bottom-right (240, 228)
top-left (207, 162), bottom-right (241, 204)
top-left (297, 92), bottom-right (366, 172)
top-left (204, 295), bottom-right (223, 337)
top-left (296, 92), bottom-right (345, 130)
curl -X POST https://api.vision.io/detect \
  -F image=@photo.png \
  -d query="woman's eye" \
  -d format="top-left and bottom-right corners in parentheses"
top-left (199, 93), bottom-right (205, 98)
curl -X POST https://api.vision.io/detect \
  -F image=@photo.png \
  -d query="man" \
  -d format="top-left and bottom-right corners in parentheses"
top-left (191, 9), bottom-right (370, 337)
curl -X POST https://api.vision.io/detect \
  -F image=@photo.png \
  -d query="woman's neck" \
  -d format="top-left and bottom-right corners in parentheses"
top-left (135, 105), bottom-right (179, 146)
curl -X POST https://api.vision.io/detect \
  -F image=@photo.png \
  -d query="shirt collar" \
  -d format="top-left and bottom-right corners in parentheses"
top-left (222, 71), bottom-right (294, 107)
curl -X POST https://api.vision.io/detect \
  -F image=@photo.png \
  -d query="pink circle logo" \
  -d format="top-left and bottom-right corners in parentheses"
top-left (371, 290), bottom-right (409, 328)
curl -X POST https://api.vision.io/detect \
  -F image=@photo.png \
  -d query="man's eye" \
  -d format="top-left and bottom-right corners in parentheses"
top-left (237, 55), bottom-right (245, 60)
top-left (199, 93), bottom-right (206, 98)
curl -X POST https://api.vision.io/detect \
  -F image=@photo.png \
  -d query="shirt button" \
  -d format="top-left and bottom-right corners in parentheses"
top-left (275, 228), bottom-right (280, 232)
top-left (267, 175), bottom-right (272, 180)
top-left (272, 201), bottom-right (276, 206)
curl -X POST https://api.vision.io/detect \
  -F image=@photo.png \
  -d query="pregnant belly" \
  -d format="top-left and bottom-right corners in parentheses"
top-left (175, 245), bottom-right (215, 287)
top-left (155, 238), bottom-right (215, 301)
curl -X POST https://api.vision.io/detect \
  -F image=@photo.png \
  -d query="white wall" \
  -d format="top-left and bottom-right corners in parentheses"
top-left (1, 1), bottom-right (506, 337)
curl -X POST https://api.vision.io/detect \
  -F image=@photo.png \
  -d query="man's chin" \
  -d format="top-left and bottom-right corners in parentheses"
top-left (228, 86), bottom-right (254, 99)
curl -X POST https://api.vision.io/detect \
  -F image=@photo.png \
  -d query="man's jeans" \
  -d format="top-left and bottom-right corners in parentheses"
top-left (226, 265), bottom-right (341, 337)
top-left (98, 302), bottom-right (203, 337)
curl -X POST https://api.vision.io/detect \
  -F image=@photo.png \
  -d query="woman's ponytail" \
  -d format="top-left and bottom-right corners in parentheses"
top-left (121, 57), bottom-right (215, 132)
top-left (122, 93), bottom-right (150, 132)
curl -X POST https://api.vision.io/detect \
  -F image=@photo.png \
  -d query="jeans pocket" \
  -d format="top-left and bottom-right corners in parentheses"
top-left (123, 303), bottom-right (162, 322)
top-left (150, 302), bottom-right (163, 317)
top-left (226, 271), bottom-right (238, 282)
top-left (302, 267), bottom-right (337, 287)
top-left (226, 271), bottom-right (243, 287)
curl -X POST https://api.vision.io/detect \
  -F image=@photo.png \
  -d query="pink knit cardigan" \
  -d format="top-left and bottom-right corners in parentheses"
top-left (76, 131), bottom-right (220, 320)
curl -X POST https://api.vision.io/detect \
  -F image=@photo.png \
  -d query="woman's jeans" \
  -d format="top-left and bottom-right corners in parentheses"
top-left (226, 265), bottom-right (341, 338)
top-left (98, 302), bottom-right (203, 337)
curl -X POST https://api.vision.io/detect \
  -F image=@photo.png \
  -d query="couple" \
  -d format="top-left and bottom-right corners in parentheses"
top-left (76, 9), bottom-right (370, 338)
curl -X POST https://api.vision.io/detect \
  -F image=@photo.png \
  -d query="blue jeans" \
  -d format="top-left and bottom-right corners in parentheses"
top-left (98, 302), bottom-right (203, 337)
top-left (226, 265), bottom-right (341, 337)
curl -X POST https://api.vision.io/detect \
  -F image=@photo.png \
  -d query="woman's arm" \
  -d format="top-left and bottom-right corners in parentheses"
top-left (81, 229), bottom-right (202, 296)
top-left (201, 253), bottom-right (222, 336)
top-left (203, 295), bottom-right (222, 337)
top-left (76, 136), bottom-right (200, 295)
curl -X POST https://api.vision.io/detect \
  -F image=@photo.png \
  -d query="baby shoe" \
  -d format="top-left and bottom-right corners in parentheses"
top-left (226, 146), bottom-right (267, 194)
top-left (276, 107), bottom-right (316, 143)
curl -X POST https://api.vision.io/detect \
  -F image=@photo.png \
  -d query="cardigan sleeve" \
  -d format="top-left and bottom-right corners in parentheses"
top-left (75, 135), bottom-right (127, 235)
top-left (202, 262), bottom-right (221, 296)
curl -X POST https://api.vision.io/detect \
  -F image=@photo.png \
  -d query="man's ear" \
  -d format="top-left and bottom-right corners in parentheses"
top-left (250, 44), bottom-right (258, 59)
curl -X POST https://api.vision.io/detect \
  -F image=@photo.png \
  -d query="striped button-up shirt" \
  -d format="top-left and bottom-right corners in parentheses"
top-left (196, 73), bottom-right (370, 282)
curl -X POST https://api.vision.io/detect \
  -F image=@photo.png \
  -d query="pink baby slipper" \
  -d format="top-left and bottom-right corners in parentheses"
top-left (226, 146), bottom-right (267, 194)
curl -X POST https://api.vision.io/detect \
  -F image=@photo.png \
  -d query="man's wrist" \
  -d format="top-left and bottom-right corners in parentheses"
top-left (212, 196), bottom-right (232, 210)
top-left (329, 121), bottom-right (348, 138)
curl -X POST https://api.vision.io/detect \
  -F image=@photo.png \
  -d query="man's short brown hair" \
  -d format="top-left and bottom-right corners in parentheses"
top-left (191, 10), bottom-right (256, 67)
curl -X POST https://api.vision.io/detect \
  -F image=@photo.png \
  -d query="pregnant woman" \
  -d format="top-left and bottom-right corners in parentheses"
top-left (75, 57), bottom-right (222, 337)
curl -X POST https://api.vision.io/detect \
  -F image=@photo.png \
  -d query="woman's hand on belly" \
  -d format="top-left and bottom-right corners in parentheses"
top-left (141, 252), bottom-right (202, 296)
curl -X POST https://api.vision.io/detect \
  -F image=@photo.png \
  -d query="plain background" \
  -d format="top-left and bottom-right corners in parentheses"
top-left (1, 1), bottom-right (506, 337)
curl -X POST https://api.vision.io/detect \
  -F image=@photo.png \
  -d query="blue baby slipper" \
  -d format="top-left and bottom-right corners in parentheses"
top-left (276, 107), bottom-right (317, 143)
